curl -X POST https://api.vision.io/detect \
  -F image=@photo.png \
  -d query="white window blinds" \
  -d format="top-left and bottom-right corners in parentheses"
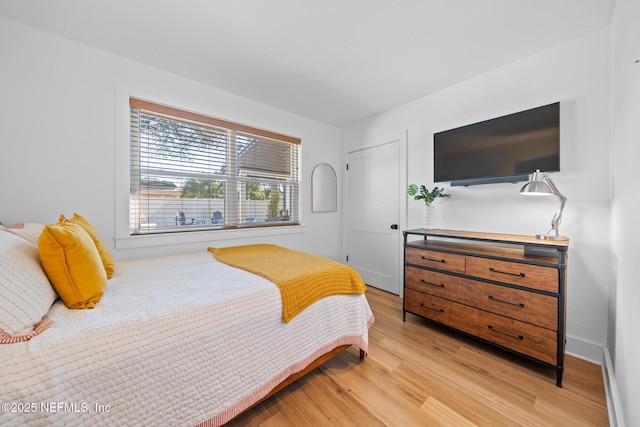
top-left (129, 98), bottom-right (300, 235)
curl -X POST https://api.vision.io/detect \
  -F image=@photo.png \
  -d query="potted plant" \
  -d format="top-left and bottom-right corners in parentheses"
top-left (407, 184), bottom-right (451, 229)
top-left (407, 184), bottom-right (451, 206)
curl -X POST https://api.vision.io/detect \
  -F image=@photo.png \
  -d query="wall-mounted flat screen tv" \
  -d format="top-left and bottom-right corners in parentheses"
top-left (434, 102), bottom-right (560, 186)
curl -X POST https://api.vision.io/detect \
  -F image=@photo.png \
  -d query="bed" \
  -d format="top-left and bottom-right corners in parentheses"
top-left (0, 222), bottom-right (373, 426)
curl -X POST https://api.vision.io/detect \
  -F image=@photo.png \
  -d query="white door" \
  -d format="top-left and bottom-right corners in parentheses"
top-left (346, 140), bottom-right (401, 294)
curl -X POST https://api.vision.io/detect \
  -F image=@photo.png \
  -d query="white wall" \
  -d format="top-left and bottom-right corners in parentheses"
top-left (342, 29), bottom-right (613, 363)
top-left (0, 17), bottom-right (343, 261)
top-left (611, 0), bottom-right (640, 425)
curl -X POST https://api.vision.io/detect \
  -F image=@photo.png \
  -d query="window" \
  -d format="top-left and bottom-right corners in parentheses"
top-left (129, 98), bottom-right (300, 235)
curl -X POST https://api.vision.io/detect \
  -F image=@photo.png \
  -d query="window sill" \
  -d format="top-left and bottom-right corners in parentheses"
top-left (114, 224), bottom-right (307, 250)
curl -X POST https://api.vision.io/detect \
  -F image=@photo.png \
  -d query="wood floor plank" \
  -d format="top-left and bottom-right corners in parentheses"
top-left (227, 287), bottom-right (609, 426)
top-left (322, 353), bottom-right (431, 426)
top-left (419, 396), bottom-right (479, 427)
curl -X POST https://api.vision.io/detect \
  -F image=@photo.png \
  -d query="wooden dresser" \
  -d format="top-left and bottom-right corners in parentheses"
top-left (403, 229), bottom-right (569, 386)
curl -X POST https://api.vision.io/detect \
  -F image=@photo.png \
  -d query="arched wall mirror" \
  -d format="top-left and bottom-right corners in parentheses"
top-left (311, 163), bottom-right (337, 212)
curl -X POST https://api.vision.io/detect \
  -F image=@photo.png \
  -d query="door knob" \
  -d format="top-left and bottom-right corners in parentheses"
top-left (390, 224), bottom-right (398, 230)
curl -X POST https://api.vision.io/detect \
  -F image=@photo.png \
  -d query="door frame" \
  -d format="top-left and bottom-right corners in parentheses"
top-left (342, 130), bottom-right (408, 297)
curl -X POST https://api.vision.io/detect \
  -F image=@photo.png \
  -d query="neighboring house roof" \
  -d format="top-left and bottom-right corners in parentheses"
top-left (140, 179), bottom-right (181, 198)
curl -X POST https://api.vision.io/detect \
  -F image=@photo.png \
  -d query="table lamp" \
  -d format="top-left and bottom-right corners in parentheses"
top-left (520, 169), bottom-right (568, 240)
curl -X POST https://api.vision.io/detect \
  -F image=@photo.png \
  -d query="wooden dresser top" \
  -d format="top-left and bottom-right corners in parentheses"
top-left (404, 228), bottom-right (569, 248)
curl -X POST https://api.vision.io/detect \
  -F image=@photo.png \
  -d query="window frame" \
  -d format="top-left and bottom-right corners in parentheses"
top-left (116, 96), bottom-right (304, 248)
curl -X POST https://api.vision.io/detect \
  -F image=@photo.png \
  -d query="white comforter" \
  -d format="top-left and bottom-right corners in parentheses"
top-left (0, 251), bottom-right (373, 426)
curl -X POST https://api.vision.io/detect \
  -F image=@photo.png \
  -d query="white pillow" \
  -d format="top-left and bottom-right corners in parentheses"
top-left (0, 230), bottom-right (56, 343)
top-left (6, 223), bottom-right (45, 247)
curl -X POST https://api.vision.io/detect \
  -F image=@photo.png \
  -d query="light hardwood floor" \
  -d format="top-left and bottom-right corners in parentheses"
top-left (229, 286), bottom-right (609, 426)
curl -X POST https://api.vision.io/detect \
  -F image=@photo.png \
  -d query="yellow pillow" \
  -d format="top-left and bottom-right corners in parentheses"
top-left (59, 213), bottom-right (114, 279)
top-left (38, 222), bottom-right (107, 309)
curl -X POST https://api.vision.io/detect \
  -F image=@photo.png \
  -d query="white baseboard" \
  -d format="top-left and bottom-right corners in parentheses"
top-left (603, 347), bottom-right (626, 427)
top-left (566, 335), bottom-right (604, 364)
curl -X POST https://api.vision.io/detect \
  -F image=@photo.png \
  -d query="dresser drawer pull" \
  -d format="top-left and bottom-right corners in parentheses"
top-left (488, 295), bottom-right (524, 308)
top-left (420, 303), bottom-right (444, 314)
top-left (489, 267), bottom-right (525, 278)
top-left (421, 255), bottom-right (445, 263)
top-left (421, 279), bottom-right (445, 288)
top-left (488, 325), bottom-right (524, 341)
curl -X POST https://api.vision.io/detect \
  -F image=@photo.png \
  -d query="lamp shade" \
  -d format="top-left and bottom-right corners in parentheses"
top-left (520, 180), bottom-right (553, 195)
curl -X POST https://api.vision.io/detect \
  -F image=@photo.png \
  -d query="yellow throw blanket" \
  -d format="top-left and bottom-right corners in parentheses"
top-left (208, 244), bottom-right (366, 323)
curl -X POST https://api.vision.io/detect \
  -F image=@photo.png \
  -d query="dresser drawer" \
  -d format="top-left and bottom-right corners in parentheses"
top-left (471, 279), bottom-right (558, 330)
top-left (404, 289), bottom-right (480, 335)
top-left (405, 247), bottom-right (465, 274)
top-left (476, 310), bottom-right (558, 365)
top-left (404, 267), bottom-right (453, 297)
top-left (406, 288), bottom-right (557, 365)
top-left (466, 256), bottom-right (558, 293)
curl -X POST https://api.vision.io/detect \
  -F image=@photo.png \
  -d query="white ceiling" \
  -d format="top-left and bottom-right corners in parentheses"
top-left (0, 0), bottom-right (615, 127)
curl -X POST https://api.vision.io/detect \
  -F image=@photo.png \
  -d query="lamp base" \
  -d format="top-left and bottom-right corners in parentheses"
top-left (535, 234), bottom-right (569, 241)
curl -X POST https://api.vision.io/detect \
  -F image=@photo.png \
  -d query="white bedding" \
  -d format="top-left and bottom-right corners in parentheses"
top-left (0, 251), bottom-right (373, 426)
